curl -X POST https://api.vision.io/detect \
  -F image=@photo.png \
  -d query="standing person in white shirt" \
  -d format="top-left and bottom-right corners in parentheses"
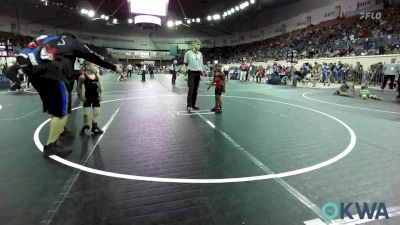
top-left (184, 39), bottom-right (203, 113)
top-left (141, 63), bottom-right (146, 82)
top-left (73, 58), bottom-right (84, 91)
top-left (72, 58), bottom-right (85, 104)
top-left (382, 58), bottom-right (399, 90)
top-left (170, 60), bottom-right (178, 85)
top-left (223, 64), bottom-right (230, 83)
top-left (127, 64), bottom-right (133, 78)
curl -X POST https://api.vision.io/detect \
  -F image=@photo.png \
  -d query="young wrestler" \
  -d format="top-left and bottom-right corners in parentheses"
top-left (207, 64), bottom-right (225, 113)
top-left (17, 68), bottom-right (27, 91)
top-left (359, 85), bottom-right (383, 100)
top-left (77, 61), bottom-right (104, 135)
top-left (117, 72), bottom-right (128, 81)
top-left (333, 82), bottom-right (355, 97)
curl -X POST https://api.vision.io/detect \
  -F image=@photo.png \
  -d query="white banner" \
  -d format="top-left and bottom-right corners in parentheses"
top-left (357, 0), bottom-right (376, 10)
top-left (107, 49), bottom-right (173, 60)
top-left (340, 0), bottom-right (358, 16)
top-left (312, 5), bottom-right (337, 24)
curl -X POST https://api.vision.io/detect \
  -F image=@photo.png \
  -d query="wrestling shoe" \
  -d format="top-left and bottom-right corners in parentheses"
top-left (43, 142), bottom-right (72, 158)
top-left (80, 125), bottom-right (90, 135)
top-left (91, 124), bottom-right (104, 135)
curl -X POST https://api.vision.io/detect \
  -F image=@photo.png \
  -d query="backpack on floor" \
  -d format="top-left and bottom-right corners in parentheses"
top-left (268, 73), bottom-right (281, 85)
top-left (15, 35), bottom-right (61, 68)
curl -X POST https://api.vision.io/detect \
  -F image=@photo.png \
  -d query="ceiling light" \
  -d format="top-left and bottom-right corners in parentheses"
top-left (231, 8), bottom-right (235, 12)
top-left (240, 2), bottom-right (250, 9)
top-left (186, 19), bottom-right (191, 24)
top-left (128, 18), bottom-right (133, 23)
top-left (80, 9), bottom-right (87, 14)
top-left (167, 20), bottom-right (174, 27)
top-left (250, 0), bottom-right (255, 4)
top-left (88, 10), bottom-right (95, 17)
top-left (207, 16), bottom-right (212, 21)
top-left (175, 21), bottom-right (180, 25)
top-left (191, 19), bottom-right (195, 22)
top-left (212, 14), bottom-right (220, 20)
top-left (100, 15), bottom-right (105, 19)
top-left (112, 18), bottom-right (118, 24)
top-left (235, 6), bottom-right (240, 11)
top-left (105, 16), bottom-right (109, 20)
top-left (196, 18), bottom-right (201, 23)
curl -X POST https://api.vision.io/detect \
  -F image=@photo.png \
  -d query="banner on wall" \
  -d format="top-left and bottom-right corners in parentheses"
top-left (230, 39), bottom-right (239, 45)
top-left (108, 49), bottom-right (174, 60)
top-left (282, 24), bottom-right (287, 34)
top-left (250, 34), bottom-right (260, 40)
top-left (294, 13), bottom-right (311, 28)
top-left (249, 31), bottom-right (261, 41)
top-left (357, 0), bottom-right (376, 10)
top-left (296, 19), bottom-right (307, 27)
top-left (285, 16), bottom-right (298, 31)
top-left (340, 0), bottom-right (358, 16)
top-left (274, 28), bottom-right (284, 34)
top-left (306, 17), bottom-right (311, 26)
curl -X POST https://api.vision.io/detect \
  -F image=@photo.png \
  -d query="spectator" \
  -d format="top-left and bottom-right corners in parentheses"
top-left (382, 58), bottom-right (399, 90)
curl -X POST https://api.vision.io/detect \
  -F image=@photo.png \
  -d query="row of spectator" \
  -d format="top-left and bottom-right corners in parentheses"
top-left (202, 5), bottom-right (400, 64)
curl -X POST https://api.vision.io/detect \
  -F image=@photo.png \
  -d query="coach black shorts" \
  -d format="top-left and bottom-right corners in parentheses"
top-left (34, 78), bottom-right (69, 118)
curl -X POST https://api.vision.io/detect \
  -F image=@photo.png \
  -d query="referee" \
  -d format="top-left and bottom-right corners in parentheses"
top-left (184, 39), bottom-right (203, 112)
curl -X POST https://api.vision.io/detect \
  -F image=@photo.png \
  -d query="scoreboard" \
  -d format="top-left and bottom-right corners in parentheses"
top-left (0, 41), bottom-right (14, 57)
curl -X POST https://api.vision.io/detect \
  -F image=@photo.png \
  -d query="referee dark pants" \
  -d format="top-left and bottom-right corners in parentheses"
top-left (187, 70), bottom-right (201, 107)
top-left (171, 71), bottom-right (177, 85)
top-left (382, 75), bottom-right (396, 89)
top-left (141, 71), bottom-right (146, 81)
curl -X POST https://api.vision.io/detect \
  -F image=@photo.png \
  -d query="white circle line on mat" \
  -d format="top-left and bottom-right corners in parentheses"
top-left (302, 91), bottom-right (400, 115)
top-left (34, 94), bottom-right (356, 184)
